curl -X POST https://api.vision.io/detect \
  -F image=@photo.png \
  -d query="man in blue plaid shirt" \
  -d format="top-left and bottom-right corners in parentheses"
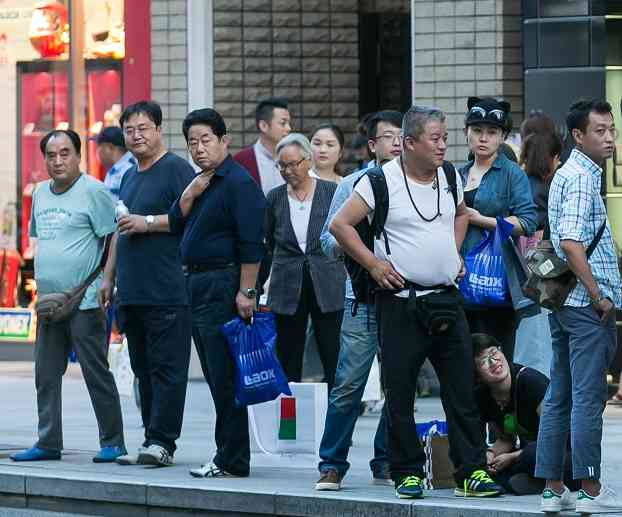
top-left (536, 99), bottom-right (622, 515)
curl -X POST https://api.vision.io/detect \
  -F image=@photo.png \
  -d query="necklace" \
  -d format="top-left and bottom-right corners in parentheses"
top-left (400, 158), bottom-right (441, 222)
top-left (291, 188), bottom-right (310, 210)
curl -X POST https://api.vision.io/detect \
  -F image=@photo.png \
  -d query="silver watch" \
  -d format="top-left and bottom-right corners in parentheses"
top-left (241, 288), bottom-right (257, 299)
top-left (145, 215), bottom-right (155, 230)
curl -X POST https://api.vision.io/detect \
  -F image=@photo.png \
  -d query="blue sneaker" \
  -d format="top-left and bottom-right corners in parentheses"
top-left (93, 446), bottom-right (128, 463)
top-left (10, 447), bottom-right (61, 462)
top-left (395, 475), bottom-right (424, 499)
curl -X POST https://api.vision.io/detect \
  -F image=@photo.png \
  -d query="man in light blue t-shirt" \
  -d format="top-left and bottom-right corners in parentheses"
top-left (10, 130), bottom-right (126, 464)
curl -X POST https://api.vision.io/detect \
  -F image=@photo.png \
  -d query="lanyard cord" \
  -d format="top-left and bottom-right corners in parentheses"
top-left (400, 158), bottom-right (441, 222)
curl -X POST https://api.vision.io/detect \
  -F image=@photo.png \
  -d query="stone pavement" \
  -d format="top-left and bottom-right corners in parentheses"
top-left (1, 362), bottom-right (622, 516)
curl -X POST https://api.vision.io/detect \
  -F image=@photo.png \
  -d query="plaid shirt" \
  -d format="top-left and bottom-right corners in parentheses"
top-left (548, 148), bottom-right (622, 308)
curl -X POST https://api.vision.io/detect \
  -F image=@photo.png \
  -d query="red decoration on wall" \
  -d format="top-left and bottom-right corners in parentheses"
top-left (28, 1), bottom-right (69, 59)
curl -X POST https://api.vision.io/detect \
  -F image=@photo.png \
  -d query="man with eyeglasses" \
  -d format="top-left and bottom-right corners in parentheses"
top-left (168, 108), bottom-right (265, 479)
top-left (98, 100), bottom-right (195, 467)
top-left (316, 110), bottom-right (402, 491)
top-left (535, 99), bottom-right (622, 514)
top-left (330, 105), bottom-right (502, 499)
top-left (471, 334), bottom-right (578, 496)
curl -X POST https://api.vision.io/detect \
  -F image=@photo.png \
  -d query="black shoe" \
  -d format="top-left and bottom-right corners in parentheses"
top-left (395, 475), bottom-right (424, 499)
top-left (454, 469), bottom-right (503, 497)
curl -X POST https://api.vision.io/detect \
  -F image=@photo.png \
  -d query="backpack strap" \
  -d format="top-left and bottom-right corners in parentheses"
top-left (442, 160), bottom-right (458, 209)
top-left (366, 166), bottom-right (390, 255)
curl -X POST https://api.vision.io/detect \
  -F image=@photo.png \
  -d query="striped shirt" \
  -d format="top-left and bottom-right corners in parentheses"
top-left (548, 148), bottom-right (622, 308)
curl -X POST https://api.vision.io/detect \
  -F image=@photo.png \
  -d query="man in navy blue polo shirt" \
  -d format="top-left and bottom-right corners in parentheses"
top-left (169, 108), bottom-right (265, 478)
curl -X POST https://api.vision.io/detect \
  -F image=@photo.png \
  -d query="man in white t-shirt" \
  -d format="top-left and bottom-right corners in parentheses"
top-left (330, 106), bottom-right (502, 500)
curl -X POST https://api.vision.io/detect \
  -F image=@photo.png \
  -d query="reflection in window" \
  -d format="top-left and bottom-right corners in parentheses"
top-left (540, 20), bottom-right (590, 66)
top-left (539, 0), bottom-right (588, 17)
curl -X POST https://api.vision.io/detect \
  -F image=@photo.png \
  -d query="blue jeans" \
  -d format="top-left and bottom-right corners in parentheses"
top-left (318, 299), bottom-right (389, 478)
top-left (535, 306), bottom-right (617, 481)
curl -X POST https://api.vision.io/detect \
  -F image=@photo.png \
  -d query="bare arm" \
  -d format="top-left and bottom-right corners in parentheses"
top-left (117, 213), bottom-right (171, 234)
top-left (98, 232), bottom-right (118, 309)
top-left (454, 201), bottom-right (469, 250)
top-left (330, 193), bottom-right (404, 290)
top-left (560, 239), bottom-right (614, 321)
top-left (236, 263), bottom-right (261, 320)
top-left (468, 212), bottom-right (524, 236)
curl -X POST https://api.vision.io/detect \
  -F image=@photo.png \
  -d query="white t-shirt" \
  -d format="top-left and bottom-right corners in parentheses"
top-left (254, 140), bottom-right (285, 196)
top-left (354, 158), bottom-right (464, 297)
top-left (288, 195), bottom-right (313, 253)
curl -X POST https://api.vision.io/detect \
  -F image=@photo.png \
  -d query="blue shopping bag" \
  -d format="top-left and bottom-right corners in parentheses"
top-left (459, 217), bottom-right (513, 306)
top-left (221, 311), bottom-right (292, 407)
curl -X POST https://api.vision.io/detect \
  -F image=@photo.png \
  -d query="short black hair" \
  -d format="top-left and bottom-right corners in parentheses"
top-left (120, 100), bottom-right (163, 128)
top-left (39, 129), bottom-right (81, 156)
top-left (472, 333), bottom-right (503, 359)
top-left (367, 110), bottom-right (403, 140)
top-left (182, 108), bottom-right (227, 142)
top-left (255, 97), bottom-right (289, 129)
top-left (566, 98), bottom-right (613, 136)
top-left (311, 123), bottom-right (345, 150)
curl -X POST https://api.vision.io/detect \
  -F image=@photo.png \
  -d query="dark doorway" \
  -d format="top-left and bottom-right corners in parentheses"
top-left (359, 13), bottom-right (412, 117)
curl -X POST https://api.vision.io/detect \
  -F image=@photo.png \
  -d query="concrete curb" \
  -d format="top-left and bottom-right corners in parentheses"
top-left (0, 469), bottom-right (550, 517)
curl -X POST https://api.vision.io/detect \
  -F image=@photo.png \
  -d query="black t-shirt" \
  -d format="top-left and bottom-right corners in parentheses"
top-left (116, 152), bottom-right (195, 306)
top-left (474, 363), bottom-right (549, 443)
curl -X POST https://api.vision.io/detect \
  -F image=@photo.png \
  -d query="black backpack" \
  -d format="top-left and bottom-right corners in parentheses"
top-left (344, 161), bottom-right (459, 304)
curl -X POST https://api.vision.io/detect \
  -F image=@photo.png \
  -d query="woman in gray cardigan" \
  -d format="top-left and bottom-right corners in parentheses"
top-left (265, 133), bottom-right (345, 390)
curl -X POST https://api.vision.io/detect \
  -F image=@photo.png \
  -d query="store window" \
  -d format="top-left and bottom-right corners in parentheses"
top-left (0, 0), bottom-right (126, 312)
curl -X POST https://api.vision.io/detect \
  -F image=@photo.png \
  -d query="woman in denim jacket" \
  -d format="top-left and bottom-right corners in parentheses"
top-left (459, 97), bottom-right (537, 362)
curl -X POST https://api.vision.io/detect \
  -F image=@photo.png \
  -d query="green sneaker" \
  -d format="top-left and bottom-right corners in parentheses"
top-left (454, 469), bottom-right (503, 497)
top-left (395, 475), bottom-right (424, 499)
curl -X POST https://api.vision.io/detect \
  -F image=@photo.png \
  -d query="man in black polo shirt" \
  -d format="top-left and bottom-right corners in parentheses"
top-left (169, 108), bottom-right (265, 478)
top-left (98, 100), bottom-right (195, 467)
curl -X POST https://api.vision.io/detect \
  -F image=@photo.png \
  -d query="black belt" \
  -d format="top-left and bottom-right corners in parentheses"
top-left (183, 262), bottom-right (237, 274)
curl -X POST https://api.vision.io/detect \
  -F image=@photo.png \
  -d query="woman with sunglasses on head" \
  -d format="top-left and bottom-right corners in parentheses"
top-left (309, 123), bottom-right (345, 183)
top-left (264, 133), bottom-right (345, 391)
top-left (472, 334), bottom-right (578, 495)
top-left (460, 97), bottom-right (537, 362)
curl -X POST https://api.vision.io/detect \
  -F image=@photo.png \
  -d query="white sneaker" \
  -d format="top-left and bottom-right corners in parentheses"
top-left (137, 444), bottom-right (173, 467)
top-left (540, 486), bottom-right (575, 513)
top-left (190, 461), bottom-right (235, 478)
top-left (576, 486), bottom-right (622, 514)
top-left (116, 447), bottom-right (146, 466)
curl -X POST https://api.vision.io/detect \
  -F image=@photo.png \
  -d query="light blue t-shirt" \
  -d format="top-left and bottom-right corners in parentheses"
top-left (30, 174), bottom-right (116, 310)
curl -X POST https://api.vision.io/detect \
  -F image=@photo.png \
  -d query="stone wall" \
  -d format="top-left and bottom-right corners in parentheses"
top-left (412, 0), bottom-right (523, 163)
top-left (150, 0), bottom-right (189, 157)
top-left (212, 0), bottom-right (360, 154)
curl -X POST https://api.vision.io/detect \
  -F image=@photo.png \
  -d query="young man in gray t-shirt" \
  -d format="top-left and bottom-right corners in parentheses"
top-left (10, 130), bottom-right (126, 463)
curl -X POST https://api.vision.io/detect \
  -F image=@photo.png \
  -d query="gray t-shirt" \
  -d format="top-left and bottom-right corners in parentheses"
top-left (30, 174), bottom-right (116, 310)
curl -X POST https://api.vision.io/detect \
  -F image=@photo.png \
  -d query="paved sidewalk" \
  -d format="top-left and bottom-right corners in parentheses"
top-left (1, 362), bottom-right (622, 516)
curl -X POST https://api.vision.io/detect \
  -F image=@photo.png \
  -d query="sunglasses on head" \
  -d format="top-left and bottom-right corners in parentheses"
top-left (468, 106), bottom-right (507, 123)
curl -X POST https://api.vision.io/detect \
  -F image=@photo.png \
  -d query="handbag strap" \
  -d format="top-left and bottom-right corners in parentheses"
top-left (585, 220), bottom-right (607, 259)
top-left (71, 233), bottom-right (112, 294)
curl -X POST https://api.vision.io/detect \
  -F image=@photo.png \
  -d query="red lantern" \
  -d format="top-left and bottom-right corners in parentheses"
top-left (28, 1), bottom-right (68, 58)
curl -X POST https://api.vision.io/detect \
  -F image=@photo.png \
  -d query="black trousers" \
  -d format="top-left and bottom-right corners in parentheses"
top-left (376, 291), bottom-right (486, 483)
top-left (275, 265), bottom-right (343, 391)
top-left (118, 304), bottom-right (191, 455)
top-left (466, 306), bottom-right (519, 363)
top-left (495, 442), bottom-right (580, 493)
top-left (187, 266), bottom-right (250, 477)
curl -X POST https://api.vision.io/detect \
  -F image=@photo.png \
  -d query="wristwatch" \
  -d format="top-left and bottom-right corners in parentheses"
top-left (240, 288), bottom-right (257, 299)
top-left (145, 215), bottom-right (155, 231)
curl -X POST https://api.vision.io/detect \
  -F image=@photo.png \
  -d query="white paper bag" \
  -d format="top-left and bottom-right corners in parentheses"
top-left (107, 337), bottom-right (135, 399)
top-left (249, 382), bottom-right (327, 456)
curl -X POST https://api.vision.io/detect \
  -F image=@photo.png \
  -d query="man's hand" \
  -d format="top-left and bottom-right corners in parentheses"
top-left (370, 260), bottom-right (404, 290)
top-left (185, 172), bottom-right (212, 200)
top-left (593, 297), bottom-right (614, 323)
top-left (457, 256), bottom-right (466, 280)
top-left (117, 215), bottom-right (148, 235)
top-left (490, 451), bottom-right (519, 473)
top-left (97, 277), bottom-right (113, 310)
top-left (236, 291), bottom-right (255, 320)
